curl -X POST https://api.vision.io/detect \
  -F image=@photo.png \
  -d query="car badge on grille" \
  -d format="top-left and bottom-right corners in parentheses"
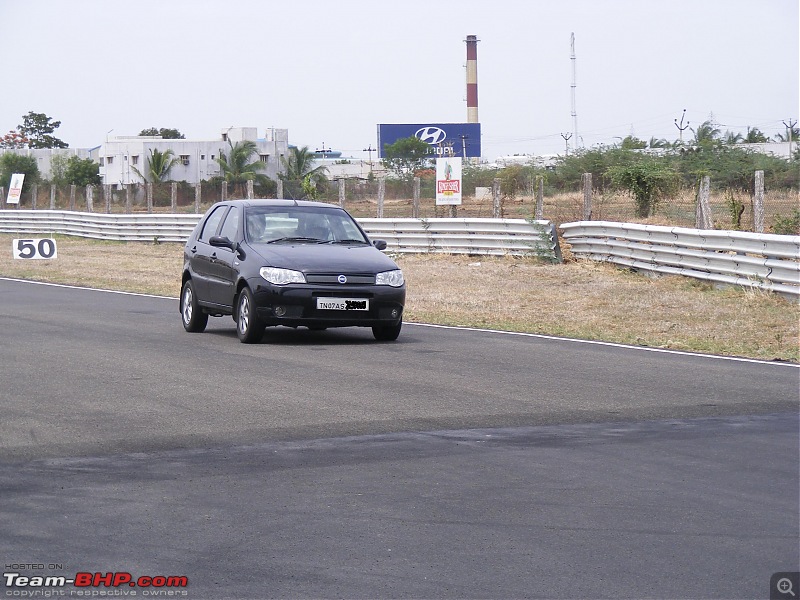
top-left (337, 275), bottom-right (347, 284)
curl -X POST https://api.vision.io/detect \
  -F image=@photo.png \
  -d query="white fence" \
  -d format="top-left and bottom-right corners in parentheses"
top-left (561, 221), bottom-right (800, 297)
top-left (0, 211), bottom-right (562, 261)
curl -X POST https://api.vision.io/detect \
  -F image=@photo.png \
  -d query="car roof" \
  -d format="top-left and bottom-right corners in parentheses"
top-left (218, 199), bottom-right (342, 210)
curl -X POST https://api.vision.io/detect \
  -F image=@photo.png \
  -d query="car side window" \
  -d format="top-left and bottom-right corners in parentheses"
top-left (218, 206), bottom-right (240, 242)
top-left (198, 206), bottom-right (227, 243)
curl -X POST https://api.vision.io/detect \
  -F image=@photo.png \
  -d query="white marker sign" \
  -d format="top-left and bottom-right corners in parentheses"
top-left (12, 238), bottom-right (58, 260)
top-left (435, 157), bottom-right (462, 205)
top-left (6, 173), bottom-right (24, 204)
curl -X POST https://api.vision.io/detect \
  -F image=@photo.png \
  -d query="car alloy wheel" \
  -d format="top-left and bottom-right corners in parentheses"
top-left (181, 280), bottom-right (208, 333)
top-left (237, 287), bottom-right (263, 343)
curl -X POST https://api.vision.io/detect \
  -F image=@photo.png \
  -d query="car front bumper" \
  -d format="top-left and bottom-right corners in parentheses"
top-left (250, 280), bottom-right (405, 328)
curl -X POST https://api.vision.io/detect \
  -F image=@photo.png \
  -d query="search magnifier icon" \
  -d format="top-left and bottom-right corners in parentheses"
top-left (778, 578), bottom-right (796, 597)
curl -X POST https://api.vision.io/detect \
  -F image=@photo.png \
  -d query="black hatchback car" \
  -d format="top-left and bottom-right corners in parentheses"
top-left (180, 199), bottom-right (406, 343)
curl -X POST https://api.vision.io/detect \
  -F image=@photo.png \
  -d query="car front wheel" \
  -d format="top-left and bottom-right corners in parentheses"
top-left (372, 321), bottom-right (402, 341)
top-left (236, 287), bottom-right (264, 343)
top-left (181, 280), bottom-right (208, 333)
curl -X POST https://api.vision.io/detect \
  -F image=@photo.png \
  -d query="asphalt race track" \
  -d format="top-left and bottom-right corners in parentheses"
top-left (1, 277), bottom-right (798, 599)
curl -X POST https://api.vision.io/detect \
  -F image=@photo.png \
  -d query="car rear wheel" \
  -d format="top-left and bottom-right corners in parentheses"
top-left (181, 280), bottom-right (208, 333)
top-left (236, 287), bottom-right (264, 343)
top-left (372, 321), bottom-right (402, 341)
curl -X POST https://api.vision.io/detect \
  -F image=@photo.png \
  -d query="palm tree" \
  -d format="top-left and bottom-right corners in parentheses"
top-left (775, 126), bottom-right (800, 142)
top-left (744, 127), bottom-right (769, 144)
top-left (648, 137), bottom-right (669, 149)
top-left (691, 120), bottom-right (721, 147)
top-left (215, 140), bottom-right (269, 197)
top-left (132, 148), bottom-right (181, 182)
top-left (280, 146), bottom-right (328, 188)
top-left (724, 131), bottom-right (743, 145)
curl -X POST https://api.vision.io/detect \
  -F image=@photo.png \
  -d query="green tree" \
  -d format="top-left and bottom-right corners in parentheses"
top-left (606, 158), bottom-right (679, 217)
top-left (64, 156), bottom-right (101, 186)
top-left (691, 119), bottom-right (722, 148)
top-left (132, 148), bottom-right (181, 183)
top-left (0, 153), bottom-right (40, 191)
top-left (620, 136), bottom-right (647, 150)
top-left (648, 137), bottom-right (669, 149)
top-left (744, 127), bottom-right (769, 144)
top-left (281, 146), bottom-right (328, 183)
top-left (775, 125), bottom-right (800, 142)
top-left (724, 130), bottom-right (744, 145)
top-left (17, 111), bottom-right (68, 148)
top-left (380, 136), bottom-right (432, 181)
top-left (216, 140), bottom-right (270, 196)
top-left (0, 130), bottom-right (29, 149)
top-left (49, 154), bottom-right (69, 185)
top-left (139, 127), bottom-right (185, 139)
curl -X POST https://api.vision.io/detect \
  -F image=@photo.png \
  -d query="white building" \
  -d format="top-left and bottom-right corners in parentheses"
top-left (99, 127), bottom-right (289, 186)
top-left (0, 147), bottom-right (96, 180)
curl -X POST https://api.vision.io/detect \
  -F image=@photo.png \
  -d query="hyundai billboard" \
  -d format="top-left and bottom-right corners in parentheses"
top-left (378, 123), bottom-right (481, 158)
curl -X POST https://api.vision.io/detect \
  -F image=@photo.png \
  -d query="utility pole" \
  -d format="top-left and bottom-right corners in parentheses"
top-left (570, 33), bottom-right (579, 149)
top-left (561, 132), bottom-right (572, 155)
top-left (459, 134), bottom-right (469, 160)
top-left (362, 144), bottom-right (376, 176)
top-left (674, 109), bottom-right (690, 143)
top-left (782, 119), bottom-right (797, 158)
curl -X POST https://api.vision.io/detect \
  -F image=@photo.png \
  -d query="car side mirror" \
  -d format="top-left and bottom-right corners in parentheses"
top-left (209, 235), bottom-right (236, 250)
top-left (372, 239), bottom-right (388, 251)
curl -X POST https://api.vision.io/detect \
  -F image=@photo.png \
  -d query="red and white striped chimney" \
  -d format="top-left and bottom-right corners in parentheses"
top-left (465, 35), bottom-right (479, 123)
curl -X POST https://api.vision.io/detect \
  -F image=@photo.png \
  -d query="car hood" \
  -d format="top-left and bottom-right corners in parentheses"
top-left (249, 242), bottom-right (400, 274)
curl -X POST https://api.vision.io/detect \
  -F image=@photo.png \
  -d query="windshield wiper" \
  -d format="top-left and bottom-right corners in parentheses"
top-left (266, 236), bottom-right (323, 244)
top-left (324, 239), bottom-right (370, 245)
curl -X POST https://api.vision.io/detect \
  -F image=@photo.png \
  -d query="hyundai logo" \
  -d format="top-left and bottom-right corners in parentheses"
top-left (337, 275), bottom-right (347, 284)
top-left (415, 126), bottom-right (447, 145)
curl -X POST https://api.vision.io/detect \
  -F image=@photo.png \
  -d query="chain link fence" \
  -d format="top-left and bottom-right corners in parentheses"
top-left (2, 176), bottom-right (797, 234)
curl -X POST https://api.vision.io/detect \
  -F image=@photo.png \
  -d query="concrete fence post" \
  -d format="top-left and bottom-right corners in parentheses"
top-left (276, 179), bottom-right (283, 199)
top-left (535, 176), bottom-right (544, 220)
top-left (377, 178), bottom-right (385, 218)
top-left (31, 184), bottom-right (38, 210)
top-left (125, 184), bottom-right (132, 214)
top-left (222, 181), bottom-right (228, 202)
top-left (194, 183), bottom-right (202, 213)
top-left (104, 185), bottom-right (111, 213)
top-left (0, 187), bottom-right (5, 210)
top-left (582, 173), bottom-right (592, 220)
top-left (171, 183), bottom-right (177, 212)
top-left (69, 185), bottom-right (76, 211)
top-left (50, 185), bottom-right (56, 210)
top-left (338, 178), bottom-right (346, 208)
top-left (696, 176), bottom-right (713, 229)
top-left (146, 183), bottom-right (153, 213)
top-left (492, 178), bottom-right (501, 218)
top-left (412, 177), bottom-right (420, 218)
top-left (86, 186), bottom-right (94, 212)
top-left (246, 180), bottom-right (254, 200)
top-left (753, 170), bottom-right (765, 233)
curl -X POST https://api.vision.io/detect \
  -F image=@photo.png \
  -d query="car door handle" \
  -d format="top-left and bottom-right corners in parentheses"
top-left (190, 246), bottom-right (197, 254)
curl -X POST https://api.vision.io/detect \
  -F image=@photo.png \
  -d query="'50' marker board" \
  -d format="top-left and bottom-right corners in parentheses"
top-left (12, 238), bottom-right (58, 260)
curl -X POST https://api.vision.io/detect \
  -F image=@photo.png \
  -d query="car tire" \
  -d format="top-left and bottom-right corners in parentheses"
top-left (236, 287), bottom-right (264, 343)
top-left (372, 321), bottom-right (402, 341)
top-left (181, 279), bottom-right (208, 333)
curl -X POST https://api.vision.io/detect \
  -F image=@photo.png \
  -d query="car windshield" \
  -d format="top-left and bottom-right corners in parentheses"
top-left (245, 206), bottom-right (369, 245)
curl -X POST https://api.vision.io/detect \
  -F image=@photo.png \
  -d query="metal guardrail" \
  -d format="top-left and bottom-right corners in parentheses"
top-left (561, 221), bottom-right (800, 297)
top-left (0, 211), bottom-right (562, 261)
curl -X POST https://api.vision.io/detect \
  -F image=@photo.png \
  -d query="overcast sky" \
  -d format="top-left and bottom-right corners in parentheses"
top-left (1, 0), bottom-right (797, 159)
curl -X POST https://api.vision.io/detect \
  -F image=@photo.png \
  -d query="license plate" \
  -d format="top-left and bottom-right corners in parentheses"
top-left (316, 298), bottom-right (369, 311)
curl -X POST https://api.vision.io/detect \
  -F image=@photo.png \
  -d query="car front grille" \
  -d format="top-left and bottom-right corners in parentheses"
top-left (305, 274), bottom-right (376, 285)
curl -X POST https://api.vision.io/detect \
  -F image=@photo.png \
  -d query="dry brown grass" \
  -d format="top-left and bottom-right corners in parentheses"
top-left (1, 234), bottom-right (797, 361)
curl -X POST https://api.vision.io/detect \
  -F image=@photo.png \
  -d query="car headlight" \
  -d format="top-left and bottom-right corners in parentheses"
top-left (260, 267), bottom-right (306, 285)
top-left (376, 269), bottom-right (404, 287)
